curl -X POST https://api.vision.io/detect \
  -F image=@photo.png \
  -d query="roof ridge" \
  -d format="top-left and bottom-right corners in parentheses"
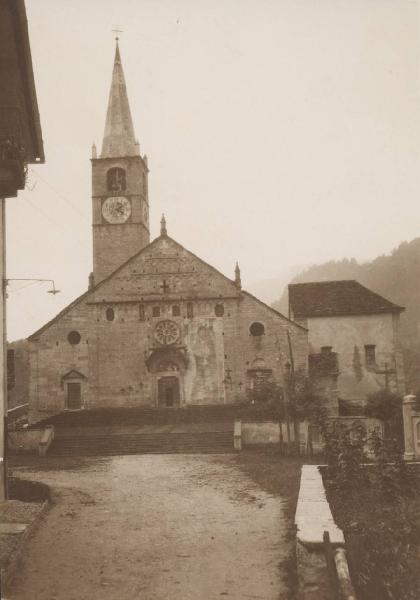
top-left (288, 278), bottom-right (404, 318)
top-left (289, 279), bottom-right (357, 286)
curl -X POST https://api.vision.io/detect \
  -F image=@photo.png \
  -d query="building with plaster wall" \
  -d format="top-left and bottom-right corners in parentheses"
top-left (288, 280), bottom-right (405, 413)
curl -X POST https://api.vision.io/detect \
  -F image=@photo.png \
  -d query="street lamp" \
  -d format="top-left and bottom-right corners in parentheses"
top-left (5, 278), bottom-right (60, 296)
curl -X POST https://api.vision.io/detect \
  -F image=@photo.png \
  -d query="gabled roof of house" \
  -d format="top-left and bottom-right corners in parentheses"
top-left (288, 280), bottom-right (404, 319)
top-left (29, 233), bottom-right (306, 340)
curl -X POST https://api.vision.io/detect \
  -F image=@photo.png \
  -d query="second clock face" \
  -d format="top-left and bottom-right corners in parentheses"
top-left (102, 196), bottom-right (131, 224)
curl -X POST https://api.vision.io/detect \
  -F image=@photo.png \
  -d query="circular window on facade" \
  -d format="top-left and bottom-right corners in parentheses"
top-left (249, 322), bottom-right (265, 336)
top-left (106, 307), bottom-right (115, 322)
top-left (67, 331), bottom-right (81, 345)
top-left (214, 303), bottom-right (224, 317)
top-left (154, 320), bottom-right (180, 345)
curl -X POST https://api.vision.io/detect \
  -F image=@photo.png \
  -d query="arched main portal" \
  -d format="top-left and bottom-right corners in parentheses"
top-left (146, 349), bottom-right (187, 408)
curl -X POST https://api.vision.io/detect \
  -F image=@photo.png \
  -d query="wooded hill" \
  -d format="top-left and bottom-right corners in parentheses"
top-left (273, 238), bottom-right (420, 394)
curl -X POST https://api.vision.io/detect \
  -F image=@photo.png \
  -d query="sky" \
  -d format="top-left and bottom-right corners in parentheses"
top-left (6, 0), bottom-right (420, 340)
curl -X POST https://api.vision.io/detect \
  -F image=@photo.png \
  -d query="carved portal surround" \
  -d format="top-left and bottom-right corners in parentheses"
top-left (146, 320), bottom-right (188, 407)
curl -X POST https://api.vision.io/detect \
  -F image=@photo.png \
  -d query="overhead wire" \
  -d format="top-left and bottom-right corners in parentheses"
top-left (28, 168), bottom-right (91, 224)
top-left (20, 194), bottom-right (91, 253)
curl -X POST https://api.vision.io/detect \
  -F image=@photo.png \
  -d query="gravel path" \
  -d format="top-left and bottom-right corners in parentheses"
top-left (9, 455), bottom-right (289, 599)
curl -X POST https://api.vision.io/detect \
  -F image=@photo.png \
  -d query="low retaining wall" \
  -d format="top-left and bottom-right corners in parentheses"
top-left (8, 426), bottom-right (54, 455)
top-left (236, 418), bottom-right (381, 454)
top-left (295, 465), bottom-right (356, 600)
top-left (242, 421), bottom-right (280, 445)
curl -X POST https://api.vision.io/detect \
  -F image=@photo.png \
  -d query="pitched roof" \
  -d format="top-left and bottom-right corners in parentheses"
top-left (288, 280), bottom-right (404, 319)
top-left (101, 41), bottom-right (138, 158)
top-left (29, 234), bottom-right (306, 340)
top-left (3, 0), bottom-right (44, 163)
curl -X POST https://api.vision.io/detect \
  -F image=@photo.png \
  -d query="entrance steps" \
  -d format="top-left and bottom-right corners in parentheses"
top-left (47, 424), bottom-right (234, 457)
top-left (33, 404), bottom-right (278, 429)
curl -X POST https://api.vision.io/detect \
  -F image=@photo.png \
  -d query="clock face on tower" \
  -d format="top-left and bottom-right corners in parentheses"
top-left (102, 196), bottom-right (131, 224)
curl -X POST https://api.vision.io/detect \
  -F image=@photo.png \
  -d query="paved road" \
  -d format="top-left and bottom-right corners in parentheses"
top-left (9, 455), bottom-right (289, 600)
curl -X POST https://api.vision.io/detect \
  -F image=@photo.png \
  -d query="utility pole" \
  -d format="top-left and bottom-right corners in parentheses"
top-left (287, 329), bottom-right (300, 454)
top-left (0, 199), bottom-right (7, 499)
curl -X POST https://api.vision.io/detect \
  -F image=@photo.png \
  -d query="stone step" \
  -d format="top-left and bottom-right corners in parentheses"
top-left (34, 405), bottom-right (278, 429)
top-left (48, 431), bottom-right (234, 457)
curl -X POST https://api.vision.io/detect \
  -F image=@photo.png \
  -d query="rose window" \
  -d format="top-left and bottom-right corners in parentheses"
top-left (154, 320), bottom-right (180, 345)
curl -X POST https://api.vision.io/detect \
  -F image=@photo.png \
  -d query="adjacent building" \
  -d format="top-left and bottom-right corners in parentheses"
top-left (1, 0), bottom-right (44, 497)
top-left (288, 280), bottom-right (405, 413)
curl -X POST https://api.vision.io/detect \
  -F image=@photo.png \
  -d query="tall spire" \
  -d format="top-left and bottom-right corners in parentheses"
top-left (100, 41), bottom-right (139, 158)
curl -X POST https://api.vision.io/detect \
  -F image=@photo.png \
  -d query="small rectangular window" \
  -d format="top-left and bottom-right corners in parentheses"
top-left (187, 302), bottom-right (193, 318)
top-left (172, 305), bottom-right (181, 317)
top-left (365, 345), bottom-right (376, 367)
top-left (152, 306), bottom-right (160, 318)
top-left (321, 346), bottom-right (333, 354)
top-left (139, 304), bottom-right (146, 321)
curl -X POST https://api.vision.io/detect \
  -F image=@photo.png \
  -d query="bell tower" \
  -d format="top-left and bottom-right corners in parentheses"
top-left (91, 41), bottom-right (150, 285)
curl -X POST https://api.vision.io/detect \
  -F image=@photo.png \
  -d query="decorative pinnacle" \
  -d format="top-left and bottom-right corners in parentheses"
top-left (160, 214), bottom-right (167, 236)
top-left (234, 262), bottom-right (242, 289)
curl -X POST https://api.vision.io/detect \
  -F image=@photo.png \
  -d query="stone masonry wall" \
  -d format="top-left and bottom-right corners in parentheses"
top-left (91, 154), bottom-right (149, 284)
top-left (28, 237), bottom-right (309, 423)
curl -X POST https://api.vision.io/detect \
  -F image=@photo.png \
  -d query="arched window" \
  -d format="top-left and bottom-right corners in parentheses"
top-left (106, 307), bottom-right (115, 322)
top-left (107, 167), bottom-right (126, 192)
top-left (139, 304), bottom-right (146, 322)
top-left (68, 331), bottom-right (81, 345)
top-left (214, 303), bottom-right (224, 317)
top-left (187, 302), bottom-right (194, 318)
top-left (249, 322), bottom-right (265, 336)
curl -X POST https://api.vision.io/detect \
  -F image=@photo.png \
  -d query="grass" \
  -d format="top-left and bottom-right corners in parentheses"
top-left (322, 463), bottom-right (420, 600)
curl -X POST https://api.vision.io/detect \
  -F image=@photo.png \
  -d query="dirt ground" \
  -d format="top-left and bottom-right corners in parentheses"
top-left (7, 454), bottom-right (294, 600)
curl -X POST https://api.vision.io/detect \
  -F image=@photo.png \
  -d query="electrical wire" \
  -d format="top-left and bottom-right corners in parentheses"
top-left (28, 168), bottom-right (90, 223)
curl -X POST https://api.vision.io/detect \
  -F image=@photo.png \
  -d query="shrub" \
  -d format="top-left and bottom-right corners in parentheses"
top-left (365, 390), bottom-right (404, 448)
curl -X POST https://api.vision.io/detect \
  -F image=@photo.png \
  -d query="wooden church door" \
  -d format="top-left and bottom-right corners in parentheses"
top-left (67, 382), bottom-right (82, 410)
top-left (158, 376), bottom-right (180, 408)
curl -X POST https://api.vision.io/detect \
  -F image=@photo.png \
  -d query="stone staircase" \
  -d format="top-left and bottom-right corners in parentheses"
top-left (48, 428), bottom-right (234, 457)
top-left (33, 404), bottom-right (278, 429)
top-left (31, 404), bottom-right (279, 457)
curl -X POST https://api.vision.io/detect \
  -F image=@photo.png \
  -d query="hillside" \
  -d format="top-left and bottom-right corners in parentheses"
top-left (272, 238), bottom-right (420, 393)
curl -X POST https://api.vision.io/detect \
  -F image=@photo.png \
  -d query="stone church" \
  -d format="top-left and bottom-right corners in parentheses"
top-left (27, 43), bottom-right (308, 424)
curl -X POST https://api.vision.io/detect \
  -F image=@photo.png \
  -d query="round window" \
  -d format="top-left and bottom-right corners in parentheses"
top-left (154, 320), bottom-right (180, 345)
top-left (67, 331), bottom-right (81, 345)
top-left (106, 307), bottom-right (115, 322)
top-left (214, 303), bottom-right (224, 317)
top-left (249, 322), bottom-right (265, 336)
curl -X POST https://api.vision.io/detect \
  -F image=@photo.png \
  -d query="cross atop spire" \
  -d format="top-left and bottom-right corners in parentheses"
top-left (112, 27), bottom-right (123, 41)
top-left (100, 40), bottom-right (139, 158)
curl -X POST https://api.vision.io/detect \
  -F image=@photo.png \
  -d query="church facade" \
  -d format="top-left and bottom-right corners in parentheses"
top-left (27, 44), bottom-right (308, 424)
